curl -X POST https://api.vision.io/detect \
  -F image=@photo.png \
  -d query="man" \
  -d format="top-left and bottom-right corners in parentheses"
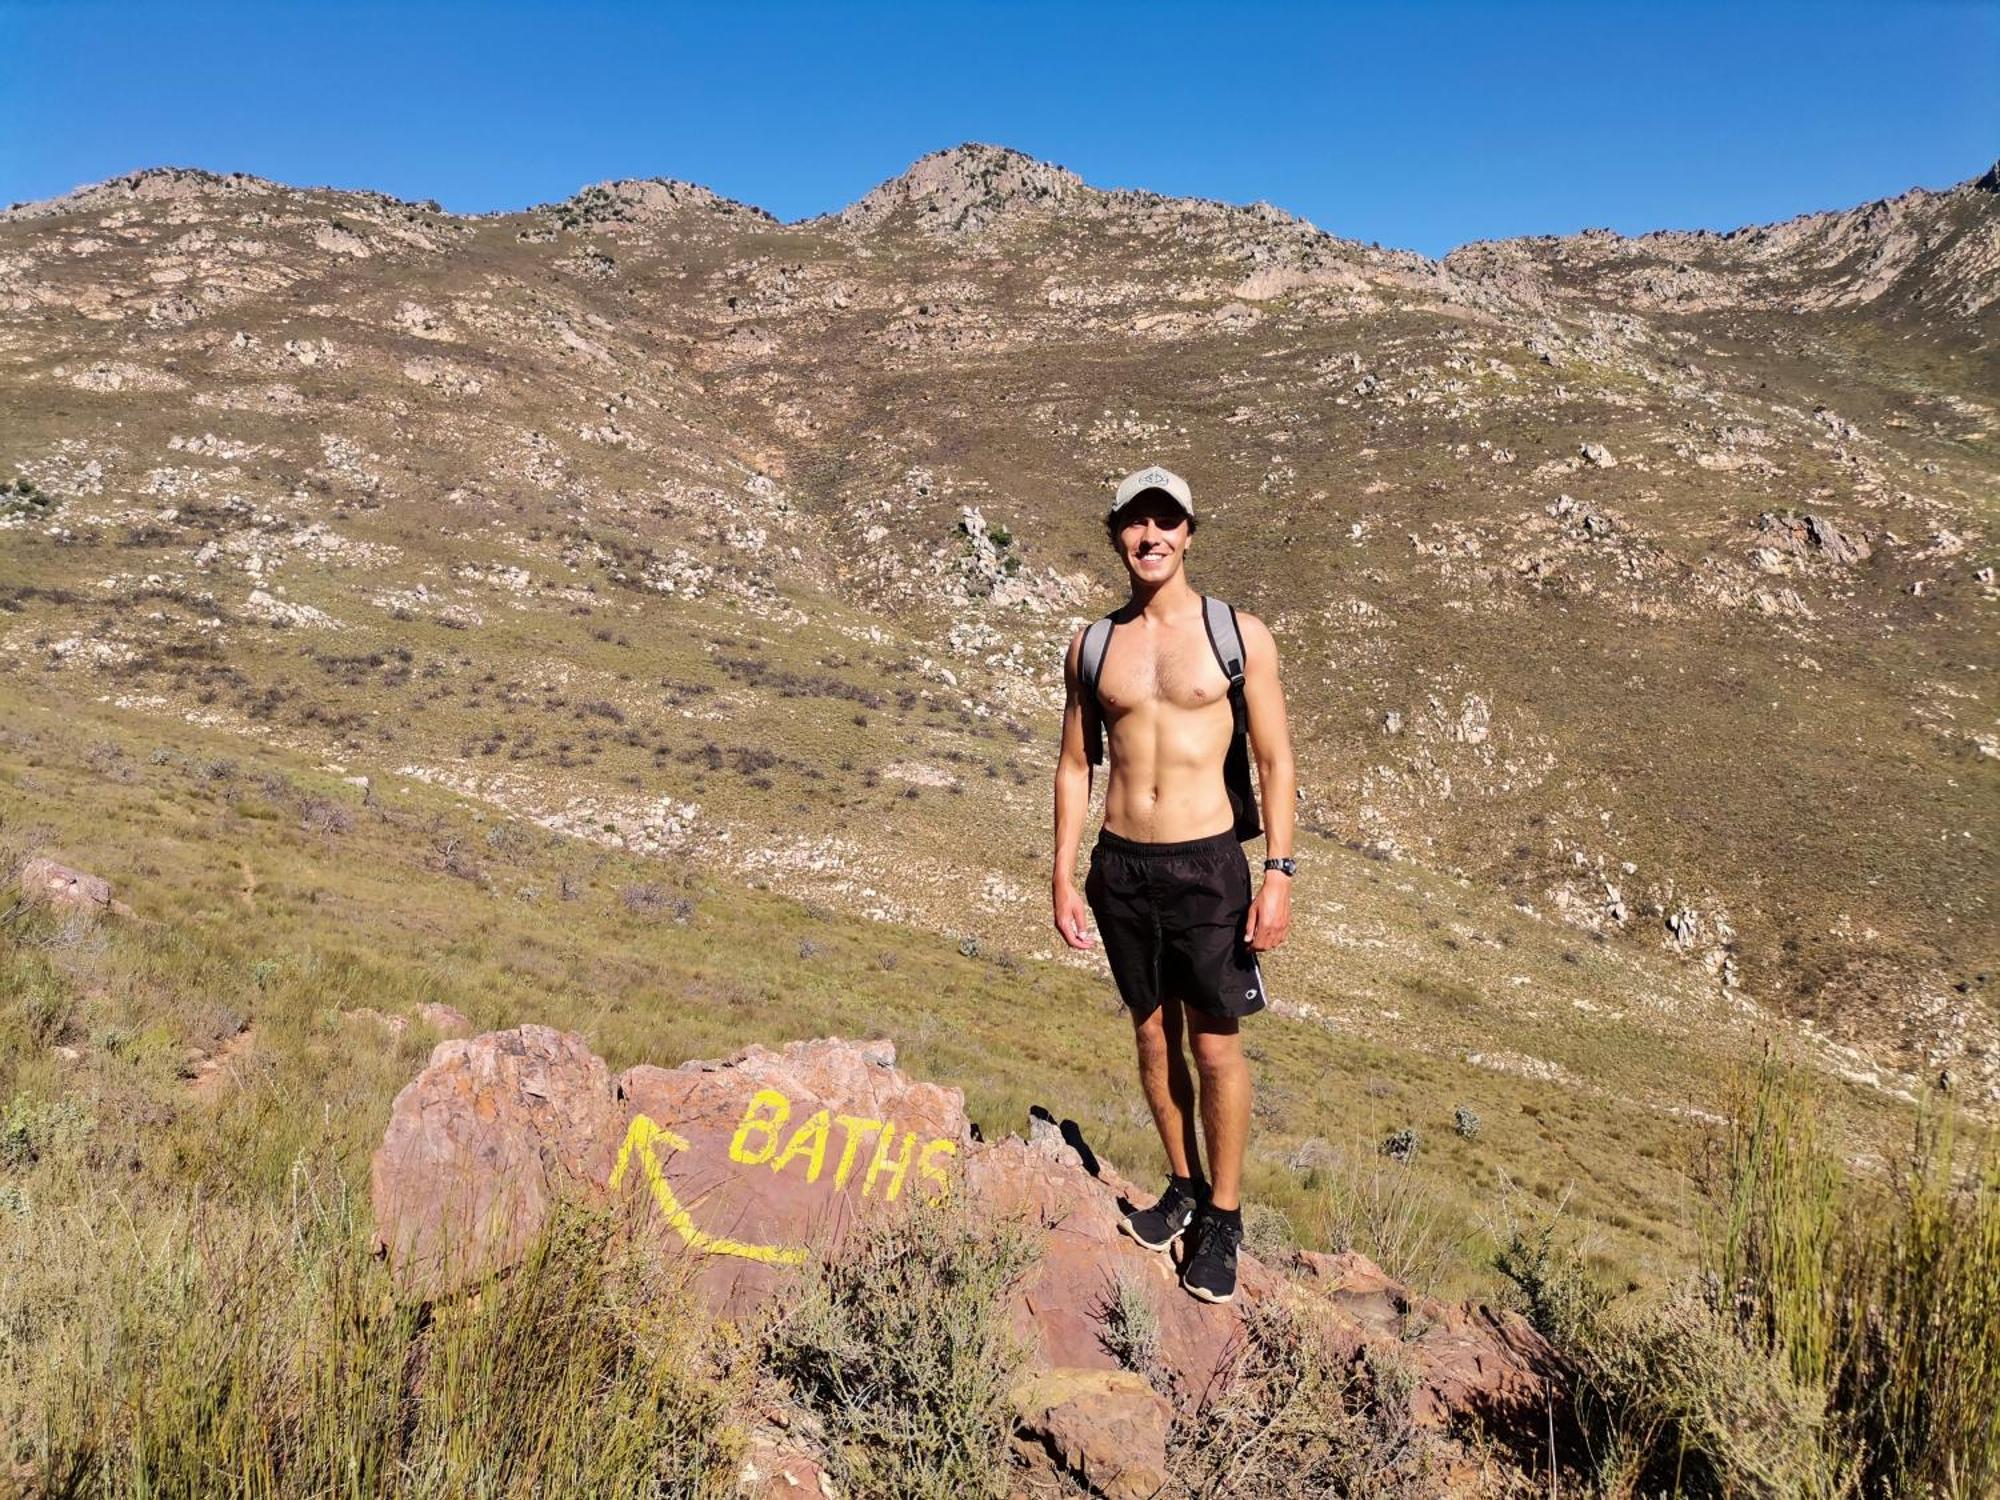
top-left (1051, 465), bottom-right (1296, 1304)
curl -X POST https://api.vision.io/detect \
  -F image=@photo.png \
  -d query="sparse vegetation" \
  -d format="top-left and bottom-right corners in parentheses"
top-left (0, 149), bottom-right (1992, 1495)
top-left (1498, 1061), bottom-right (2000, 1499)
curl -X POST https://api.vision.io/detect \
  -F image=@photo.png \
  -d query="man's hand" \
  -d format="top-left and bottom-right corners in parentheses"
top-left (1052, 881), bottom-right (1096, 950)
top-left (1243, 875), bottom-right (1291, 953)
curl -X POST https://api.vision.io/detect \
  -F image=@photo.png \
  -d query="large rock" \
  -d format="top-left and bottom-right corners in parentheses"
top-left (1011, 1367), bottom-right (1172, 1500)
top-left (371, 1025), bottom-right (619, 1289)
top-left (373, 1028), bottom-right (971, 1307)
top-left (18, 858), bottom-right (118, 914)
top-left (371, 1029), bottom-right (1560, 1496)
top-left (615, 1036), bottom-right (971, 1310)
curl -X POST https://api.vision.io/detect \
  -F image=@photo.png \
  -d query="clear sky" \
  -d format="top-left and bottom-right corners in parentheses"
top-left (2, 1), bottom-right (1992, 256)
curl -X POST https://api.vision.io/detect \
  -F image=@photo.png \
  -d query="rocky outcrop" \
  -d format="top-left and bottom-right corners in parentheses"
top-left (1754, 509), bottom-right (1873, 568)
top-left (3, 167), bottom-right (276, 220)
top-left (374, 1028), bottom-right (972, 1308)
top-left (373, 1029), bottom-right (1560, 1497)
top-left (835, 143), bottom-right (1086, 236)
top-left (543, 178), bottom-right (778, 228)
top-left (1445, 164), bottom-right (2000, 319)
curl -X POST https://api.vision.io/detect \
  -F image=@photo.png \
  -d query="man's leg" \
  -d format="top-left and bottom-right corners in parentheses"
top-left (1132, 998), bottom-right (1203, 1181)
top-left (1184, 1007), bottom-right (1251, 1211)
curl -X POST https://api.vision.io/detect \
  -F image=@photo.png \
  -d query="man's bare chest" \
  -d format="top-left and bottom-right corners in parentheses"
top-left (1097, 625), bottom-right (1230, 715)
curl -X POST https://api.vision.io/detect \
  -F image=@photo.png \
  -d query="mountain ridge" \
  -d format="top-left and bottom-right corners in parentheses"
top-left (12, 141), bottom-right (1995, 259)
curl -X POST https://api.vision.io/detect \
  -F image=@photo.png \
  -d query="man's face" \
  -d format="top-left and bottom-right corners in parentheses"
top-left (1111, 492), bottom-right (1190, 584)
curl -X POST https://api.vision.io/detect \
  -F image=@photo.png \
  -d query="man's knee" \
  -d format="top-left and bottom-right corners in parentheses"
top-left (1186, 1014), bottom-right (1243, 1079)
top-left (1132, 1005), bottom-right (1170, 1062)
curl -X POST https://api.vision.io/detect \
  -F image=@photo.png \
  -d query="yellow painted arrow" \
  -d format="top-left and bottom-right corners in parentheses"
top-left (609, 1113), bottom-right (808, 1265)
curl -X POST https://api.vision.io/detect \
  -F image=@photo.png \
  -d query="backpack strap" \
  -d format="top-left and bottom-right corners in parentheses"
top-left (1076, 615), bottom-right (1116, 766)
top-left (1201, 596), bottom-right (1247, 712)
top-left (1201, 596), bottom-right (1263, 842)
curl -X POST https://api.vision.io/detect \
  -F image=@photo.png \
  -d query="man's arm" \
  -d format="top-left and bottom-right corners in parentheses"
top-left (1051, 626), bottom-right (1096, 949)
top-left (1237, 611), bottom-right (1295, 951)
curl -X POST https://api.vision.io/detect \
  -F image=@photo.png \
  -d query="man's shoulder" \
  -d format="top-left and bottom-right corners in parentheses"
top-left (1230, 607), bottom-right (1275, 642)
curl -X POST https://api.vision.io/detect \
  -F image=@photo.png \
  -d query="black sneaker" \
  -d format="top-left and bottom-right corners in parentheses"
top-left (1180, 1208), bottom-right (1243, 1304)
top-left (1118, 1177), bottom-right (1205, 1252)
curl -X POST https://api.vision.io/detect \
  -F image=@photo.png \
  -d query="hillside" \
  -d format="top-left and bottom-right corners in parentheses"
top-left (0, 142), bottom-right (1993, 1162)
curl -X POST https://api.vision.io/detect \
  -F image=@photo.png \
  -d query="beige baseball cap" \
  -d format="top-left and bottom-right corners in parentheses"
top-left (1110, 464), bottom-right (1194, 520)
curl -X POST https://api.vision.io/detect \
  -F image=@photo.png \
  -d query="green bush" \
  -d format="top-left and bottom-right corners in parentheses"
top-left (764, 1197), bottom-right (1038, 1499)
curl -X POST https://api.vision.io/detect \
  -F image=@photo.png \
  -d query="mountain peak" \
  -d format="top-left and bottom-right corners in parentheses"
top-left (5, 167), bottom-right (278, 220)
top-left (834, 142), bottom-right (1085, 235)
top-left (544, 177), bottom-right (777, 227)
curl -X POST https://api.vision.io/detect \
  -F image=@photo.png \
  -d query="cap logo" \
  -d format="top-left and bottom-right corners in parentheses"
top-left (1140, 468), bottom-right (1170, 487)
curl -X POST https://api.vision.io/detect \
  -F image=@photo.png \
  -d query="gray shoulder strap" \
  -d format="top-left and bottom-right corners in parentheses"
top-left (1202, 596), bottom-right (1245, 682)
top-left (1077, 615), bottom-right (1115, 767)
top-left (1078, 615), bottom-right (1115, 693)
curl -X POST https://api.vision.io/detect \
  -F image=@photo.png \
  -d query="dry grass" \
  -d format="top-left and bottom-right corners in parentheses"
top-left (1498, 1060), bottom-right (2000, 1499)
top-left (1167, 1297), bottom-right (1449, 1499)
top-left (1298, 1141), bottom-right (1461, 1291)
top-left (2, 1181), bottom-right (746, 1499)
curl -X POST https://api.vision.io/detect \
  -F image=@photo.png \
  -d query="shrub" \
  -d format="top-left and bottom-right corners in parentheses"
top-left (764, 1197), bottom-right (1038, 1499)
top-left (1303, 1143), bottom-right (1456, 1291)
top-left (1095, 1270), bottom-right (1162, 1386)
top-left (1378, 1126), bottom-right (1419, 1162)
top-left (1169, 1298), bottom-right (1433, 1497)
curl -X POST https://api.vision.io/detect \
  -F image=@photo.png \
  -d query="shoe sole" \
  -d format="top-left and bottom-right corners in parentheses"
top-left (1117, 1216), bottom-right (1189, 1254)
top-left (1182, 1281), bottom-right (1236, 1305)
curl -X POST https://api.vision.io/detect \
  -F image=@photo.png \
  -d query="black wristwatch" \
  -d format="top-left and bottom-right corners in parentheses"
top-left (1263, 858), bottom-right (1296, 878)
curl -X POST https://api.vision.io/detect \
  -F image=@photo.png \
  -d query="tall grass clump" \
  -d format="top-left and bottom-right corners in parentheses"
top-left (3, 1170), bottom-right (746, 1498)
top-left (1299, 1141), bottom-right (1459, 1291)
top-left (763, 1196), bottom-right (1039, 1500)
top-left (1834, 1109), bottom-right (2000, 1499)
top-left (1498, 1058), bottom-right (2000, 1498)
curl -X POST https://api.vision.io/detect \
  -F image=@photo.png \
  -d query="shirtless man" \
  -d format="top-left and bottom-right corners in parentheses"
top-left (1051, 465), bottom-right (1296, 1304)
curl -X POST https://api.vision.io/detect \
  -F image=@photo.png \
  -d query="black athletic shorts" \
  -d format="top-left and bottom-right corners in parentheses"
top-left (1084, 827), bottom-right (1267, 1023)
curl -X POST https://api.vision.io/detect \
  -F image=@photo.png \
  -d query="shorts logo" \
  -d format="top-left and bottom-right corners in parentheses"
top-left (1245, 988), bottom-right (1258, 1000)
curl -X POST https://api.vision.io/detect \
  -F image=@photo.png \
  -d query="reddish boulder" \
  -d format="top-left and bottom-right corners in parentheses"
top-left (18, 858), bottom-right (116, 914)
top-left (963, 1132), bottom-right (1271, 1394)
top-left (1012, 1367), bottom-right (1172, 1500)
top-left (613, 1036), bottom-right (971, 1311)
top-left (371, 1025), bottom-right (618, 1293)
top-left (372, 1030), bottom-right (970, 1307)
top-left (370, 1028), bottom-right (1561, 1495)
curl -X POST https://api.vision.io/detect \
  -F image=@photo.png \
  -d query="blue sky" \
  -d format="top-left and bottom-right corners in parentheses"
top-left (2, 2), bottom-right (1991, 256)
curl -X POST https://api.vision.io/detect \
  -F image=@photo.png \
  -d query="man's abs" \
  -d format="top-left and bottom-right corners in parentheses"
top-left (1100, 702), bottom-right (1236, 842)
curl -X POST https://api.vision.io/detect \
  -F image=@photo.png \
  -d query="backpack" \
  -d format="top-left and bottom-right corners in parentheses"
top-left (1077, 595), bottom-right (1262, 842)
